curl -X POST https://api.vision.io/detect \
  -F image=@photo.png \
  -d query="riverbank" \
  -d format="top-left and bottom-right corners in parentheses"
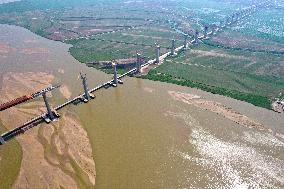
top-left (142, 68), bottom-right (272, 109)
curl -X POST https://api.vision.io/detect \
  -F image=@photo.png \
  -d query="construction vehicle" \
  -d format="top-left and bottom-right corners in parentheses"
top-left (0, 85), bottom-right (60, 111)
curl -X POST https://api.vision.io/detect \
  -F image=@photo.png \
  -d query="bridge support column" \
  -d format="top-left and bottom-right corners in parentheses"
top-left (226, 17), bottom-right (231, 25)
top-left (155, 45), bottom-right (161, 64)
top-left (171, 39), bottom-right (177, 56)
top-left (183, 34), bottom-right (188, 49)
top-left (221, 20), bottom-right (226, 28)
top-left (80, 73), bottom-right (95, 103)
top-left (111, 62), bottom-right (123, 87)
top-left (236, 12), bottom-right (240, 21)
top-left (0, 136), bottom-right (5, 145)
top-left (209, 25), bottom-right (215, 36)
top-left (231, 15), bottom-right (235, 24)
top-left (136, 53), bottom-right (142, 74)
top-left (42, 92), bottom-right (59, 123)
top-left (241, 10), bottom-right (246, 18)
top-left (204, 26), bottom-right (208, 39)
top-left (193, 30), bottom-right (199, 44)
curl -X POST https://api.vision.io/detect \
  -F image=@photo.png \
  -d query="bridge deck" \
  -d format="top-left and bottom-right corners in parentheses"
top-left (0, 67), bottom-right (139, 144)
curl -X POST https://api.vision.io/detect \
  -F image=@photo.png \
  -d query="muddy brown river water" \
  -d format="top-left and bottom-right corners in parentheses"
top-left (0, 24), bottom-right (284, 189)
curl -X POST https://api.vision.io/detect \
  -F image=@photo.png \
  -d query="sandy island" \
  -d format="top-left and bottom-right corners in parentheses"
top-left (168, 91), bottom-right (284, 142)
top-left (168, 91), bottom-right (265, 130)
top-left (0, 72), bottom-right (95, 188)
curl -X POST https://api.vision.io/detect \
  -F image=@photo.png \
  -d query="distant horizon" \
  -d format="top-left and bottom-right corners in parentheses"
top-left (0, 0), bottom-right (20, 4)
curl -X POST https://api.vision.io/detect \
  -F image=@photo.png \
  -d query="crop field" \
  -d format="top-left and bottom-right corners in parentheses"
top-left (67, 24), bottom-right (185, 64)
top-left (143, 43), bottom-right (284, 108)
top-left (67, 37), bottom-right (163, 63)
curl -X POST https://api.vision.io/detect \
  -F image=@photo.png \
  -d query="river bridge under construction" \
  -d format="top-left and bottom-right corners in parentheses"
top-left (0, 0), bottom-right (276, 145)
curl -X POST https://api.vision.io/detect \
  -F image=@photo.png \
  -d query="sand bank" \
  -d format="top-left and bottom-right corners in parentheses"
top-left (0, 72), bottom-right (95, 188)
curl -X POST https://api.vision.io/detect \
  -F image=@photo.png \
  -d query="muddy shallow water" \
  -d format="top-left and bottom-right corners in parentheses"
top-left (0, 24), bottom-right (283, 189)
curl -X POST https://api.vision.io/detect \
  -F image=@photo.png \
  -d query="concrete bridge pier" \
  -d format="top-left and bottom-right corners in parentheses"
top-left (219, 21), bottom-right (224, 28)
top-left (236, 12), bottom-right (240, 21)
top-left (136, 53), bottom-right (142, 74)
top-left (203, 26), bottom-right (209, 39)
top-left (42, 92), bottom-right (59, 123)
top-left (193, 30), bottom-right (199, 44)
top-left (0, 136), bottom-right (5, 145)
top-left (231, 14), bottom-right (235, 24)
top-left (155, 45), bottom-right (161, 64)
top-left (226, 17), bottom-right (231, 26)
top-left (171, 39), bottom-right (177, 56)
top-left (80, 72), bottom-right (95, 103)
top-left (183, 34), bottom-right (188, 49)
top-left (243, 9), bottom-right (248, 17)
top-left (212, 24), bottom-right (217, 35)
top-left (111, 62), bottom-right (123, 87)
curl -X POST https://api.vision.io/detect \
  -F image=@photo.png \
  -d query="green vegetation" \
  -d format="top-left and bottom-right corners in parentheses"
top-left (0, 123), bottom-right (22, 189)
top-left (141, 42), bottom-right (284, 109)
top-left (143, 69), bottom-right (272, 109)
top-left (66, 25), bottom-right (182, 64)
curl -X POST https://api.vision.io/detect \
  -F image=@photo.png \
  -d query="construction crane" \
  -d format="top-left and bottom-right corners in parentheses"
top-left (0, 85), bottom-right (60, 112)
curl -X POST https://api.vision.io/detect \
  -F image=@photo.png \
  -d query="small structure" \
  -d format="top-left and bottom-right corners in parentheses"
top-left (111, 62), bottom-right (123, 87)
top-left (218, 21), bottom-right (224, 29)
top-left (203, 26), bottom-right (209, 39)
top-left (42, 92), bottom-right (59, 123)
top-left (80, 72), bottom-right (95, 103)
top-left (212, 24), bottom-right (218, 35)
top-left (193, 30), bottom-right (199, 44)
top-left (170, 39), bottom-right (177, 56)
top-left (155, 45), bottom-right (161, 64)
top-left (136, 53), bottom-right (142, 74)
top-left (231, 14), bottom-right (235, 23)
top-left (272, 100), bottom-right (284, 113)
top-left (183, 34), bottom-right (188, 49)
top-left (226, 17), bottom-right (231, 25)
top-left (236, 12), bottom-right (240, 21)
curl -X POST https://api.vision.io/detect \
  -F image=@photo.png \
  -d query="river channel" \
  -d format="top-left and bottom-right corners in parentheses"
top-left (0, 24), bottom-right (284, 189)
